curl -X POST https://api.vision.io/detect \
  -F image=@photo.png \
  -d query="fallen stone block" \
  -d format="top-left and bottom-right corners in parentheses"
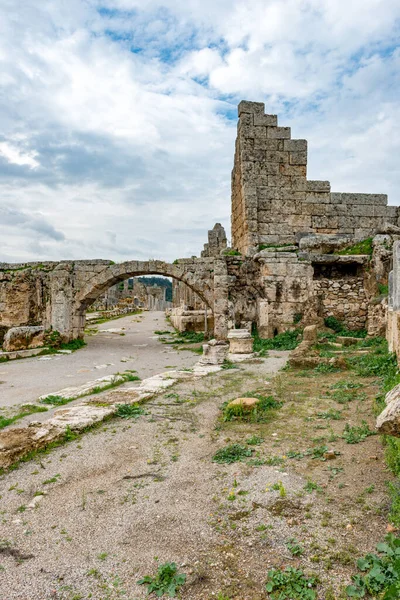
top-left (227, 397), bottom-right (260, 411)
top-left (376, 384), bottom-right (400, 436)
top-left (3, 326), bottom-right (45, 352)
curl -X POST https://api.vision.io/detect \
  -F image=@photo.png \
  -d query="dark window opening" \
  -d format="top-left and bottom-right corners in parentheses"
top-left (313, 263), bottom-right (362, 279)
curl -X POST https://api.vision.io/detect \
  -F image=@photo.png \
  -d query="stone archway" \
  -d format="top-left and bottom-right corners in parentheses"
top-left (50, 259), bottom-right (220, 341)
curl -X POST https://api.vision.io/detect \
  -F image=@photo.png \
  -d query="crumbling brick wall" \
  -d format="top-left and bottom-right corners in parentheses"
top-left (232, 101), bottom-right (398, 255)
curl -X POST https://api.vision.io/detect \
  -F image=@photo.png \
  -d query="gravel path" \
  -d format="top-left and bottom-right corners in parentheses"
top-left (0, 355), bottom-right (289, 600)
top-left (0, 311), bottom-right (197, 410)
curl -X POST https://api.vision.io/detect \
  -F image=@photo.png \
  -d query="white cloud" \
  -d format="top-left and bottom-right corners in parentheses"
top-left (0, 0), bottom-right (399, 263)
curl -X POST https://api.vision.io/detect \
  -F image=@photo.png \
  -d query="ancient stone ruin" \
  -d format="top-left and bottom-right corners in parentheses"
top-left (0, 100), bottom-right (397, 357)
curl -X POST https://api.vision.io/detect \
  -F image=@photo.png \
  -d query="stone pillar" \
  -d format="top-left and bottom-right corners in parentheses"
top-left (49, 265), bottom-right (75, 341)
top-left (392, 242), bottom-right (400, 311)
top-left (213, 259), bottom-right (229, 340)
top-left (257, 299), bottom-right (269, 338)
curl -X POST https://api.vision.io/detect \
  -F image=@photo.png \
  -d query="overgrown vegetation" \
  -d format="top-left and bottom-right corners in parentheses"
top-left (265, 567), bottom-right (317, 599)
top-left (253, 328), bottom-right (301, 356)
top-left (43, 330), bottom-right (86, 353)
top-left (338, 237), bottom-right (373, 256)
top-left (346, 534), bottom-right (400, 598)
top-left (137, 561), bottom-right (186, 597)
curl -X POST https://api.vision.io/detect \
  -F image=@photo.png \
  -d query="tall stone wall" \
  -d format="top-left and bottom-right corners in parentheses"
top-left (232, 101), bottom-right (398, 255)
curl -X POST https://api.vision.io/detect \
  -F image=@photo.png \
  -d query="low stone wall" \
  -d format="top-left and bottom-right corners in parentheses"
top-left (2, 326), bottom-right (45, 352)
top-left (313, 277), bottom-right (368, 330)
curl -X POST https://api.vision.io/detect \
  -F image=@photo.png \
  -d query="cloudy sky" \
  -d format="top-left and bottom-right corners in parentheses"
top-left (1, 0), bottom-right (399, 263)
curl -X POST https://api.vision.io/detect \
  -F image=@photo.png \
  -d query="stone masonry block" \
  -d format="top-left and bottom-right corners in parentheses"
top-left (254, 138), bottom-right (284, 151)
top-left (331, 193), bottom-right (388, 206)
top-left (284, 139), bottom-right (307, 152)
top-left (238, 101), bottom-right (265, 116)
top-left (291, 177), bottom-right (308, 191)
top-left (267, 126), bottom-right (291, 139)
top-left (241, 149), bottom-right (266, 162)
top-left (279, 164), bottom-right (307, 177)
top-left (307, 180), bottom-right (331, 192)
top-left (254, 126), bottom-right (267, 138)
top-left (266, 151), bottom-right (290, 163)
top-left (253, 114), bottom-right (278, 126)
top-left (301, 202), bottom-right (328, 216)
top-left (312, 216), bottom-right (338, 228)
top-left (289, 151), bottom-right (307, 165)
top-left (304, 192), bottom-right (330, 204)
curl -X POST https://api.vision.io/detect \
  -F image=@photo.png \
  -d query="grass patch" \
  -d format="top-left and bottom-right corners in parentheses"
top-left (253, 329), bottom-right (301, 356)
top-left (40, 395), bottom-right (69, 406)
top-left (0, 404), bottom-right (48, 430)
top-left (212, 444), bottom-right (253, 464)
top-left (338, 237), bottom-right (373, 256)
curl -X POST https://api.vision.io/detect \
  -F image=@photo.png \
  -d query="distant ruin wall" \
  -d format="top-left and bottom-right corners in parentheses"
top-left (231, 101), bottom-right (398, 255)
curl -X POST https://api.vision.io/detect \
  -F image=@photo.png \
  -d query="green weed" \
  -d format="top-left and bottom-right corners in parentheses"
top-left (346, 533), bottom-right (400, 598)
top-left (137, 561), bottom-right (186, 598)
top-left (265, 567), bottom-right (317, 599)
top-left (212, 444), bottom-right (253, 464)
top-left (115, 403), bottom-right (145, 419)
top-left (342, 421), bottom-right (377, 444)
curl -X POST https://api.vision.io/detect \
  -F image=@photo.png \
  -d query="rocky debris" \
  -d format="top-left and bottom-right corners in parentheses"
top-left (3, 326), bottom-right (44, 352)
top-left (227, 397), bottom-right (260, 411)
top-left (376, 384), bottom-right (400, 436)
top-left (199, 339), bottom-right (229, 365)
top-left (227, 329), bottom-right (254, 354)
top-left (377, 222), bottom-right (400, 235)
top-left (288, 325), bottom-right (318, 367)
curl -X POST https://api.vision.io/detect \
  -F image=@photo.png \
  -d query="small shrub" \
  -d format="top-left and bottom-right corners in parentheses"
top-left (293, 313), bottom-right (303, 325)
top-left (314, 363), bottom-right (340, 374)
top-left (44, 329), bottom-right (63, 349)
top-left (378, 283), bottom-right (389, 296)
top-left (324, 316), bottom-right (343, 333)
top-left (265, 567), bottom-right (317, 599)
top-left (137, 561), bottom-right (186, 598)
top-left (212, 444), bottom-right (253, 464)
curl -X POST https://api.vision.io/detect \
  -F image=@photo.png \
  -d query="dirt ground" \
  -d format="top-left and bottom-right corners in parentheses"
top-left (0, 351), bottom-right (392, 600)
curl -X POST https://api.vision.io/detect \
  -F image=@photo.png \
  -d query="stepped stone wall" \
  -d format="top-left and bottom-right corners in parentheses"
top-left (232, 101), bottom-right (398, 255)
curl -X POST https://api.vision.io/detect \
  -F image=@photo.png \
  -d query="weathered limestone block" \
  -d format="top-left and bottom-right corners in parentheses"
top-left (199, 339), bottom-right (229, 365)
top-left (289, 325), bottom-right (318, 367)
top-left (227, 397), bottom-right (259, 412)
top-left (3, 326), bottom-right (44, 351)
top-left (299, 234), bottom-right (352, 254)
top-left (376, 384), bottom-right (400, 436)
top-left (227, 329), bottom-right (253, 354)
